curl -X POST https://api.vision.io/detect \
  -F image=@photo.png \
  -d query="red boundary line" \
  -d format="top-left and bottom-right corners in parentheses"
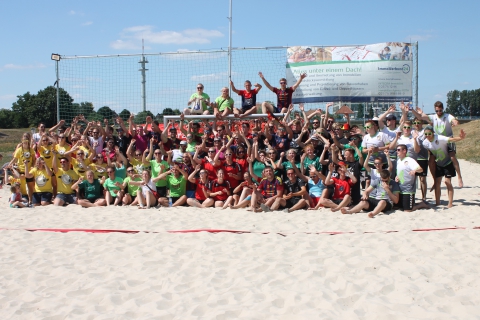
top-left (0, 227), bottom-right (476, 236)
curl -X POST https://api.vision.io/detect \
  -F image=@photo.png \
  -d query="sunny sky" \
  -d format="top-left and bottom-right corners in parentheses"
top-left (1, 0), bottom-right (479, 115)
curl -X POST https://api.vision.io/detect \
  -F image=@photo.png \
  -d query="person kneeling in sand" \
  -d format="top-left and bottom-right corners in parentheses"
top-left (341, 169), bottom-right (400, 218)
top-left (320, 162), bottom-right (356, 212)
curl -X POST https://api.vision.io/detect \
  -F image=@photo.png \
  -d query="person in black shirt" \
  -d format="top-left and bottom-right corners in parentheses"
top-left (343, 149), bottom-right (363, 205)
top-left (283, 168), bottom-right (309, 213)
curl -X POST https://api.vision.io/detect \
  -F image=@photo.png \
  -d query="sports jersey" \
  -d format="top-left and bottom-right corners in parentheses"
top-left (258, 177), bottom-right (283, 198)
top-left (331, 177), bottom-right (354, 200)
top-left (209, 179), bottom-right (231, 201)
top-left (56, 168), bottom-right (79, 194)
top-left (273, 87), bottom-right (294, 110)
top-left (283, 178), bottom-right (305, 201)
top-left (397, 135), bottom-right (418, 159)
top-left (150, 160), bottom-right (170, 187)
top-left (167, 174), bottom-right (187, 197)
top-left (413, 129), bottom-right (429, 160)
top-left (273, 134), bottom-right (290, 152)
top-left (362, 132), bottom-right (390, 164)
top-left (89, 163), bottom-right (108, 180)
top-left (396, 156), bottom-right (420, 194)
top-left (194, 178), bottom-right (210, 201)
top-left (38, 145), bottom-right (55, 168)
top-left (422, 134), bottom-right (452, 167)
top-left (71, 158), bottom-right (91, 178)
top-left (29, 167), bottom-right (53, 193)
top-left (428, 113), bottom-right (455, 137)
top-left (201, 158), bottom-right (222, 181)
top-left (369, 179), bottom-right (400, 204)
top-left (123, 176), bottom-right (142, 196)
top-left (381, 126), bottom-right (400, 160)
top-left (222, 160), bottom-right (242, 189)
top-left (303, 156), bottom-right (322, 177)
top-left (130, 158), bottom-right (149, 174)
top-left (236, 89), bottom-right (258, 111)
top-left (103, 176), bottom-right (124, 197)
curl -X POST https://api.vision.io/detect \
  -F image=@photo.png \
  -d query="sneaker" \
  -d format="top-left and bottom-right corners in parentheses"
top-left (260, 204), bottom-right (271, 212)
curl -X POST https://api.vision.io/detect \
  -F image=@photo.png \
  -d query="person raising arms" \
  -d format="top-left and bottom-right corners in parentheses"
top-left (258, 71), bottom-right (307, 114)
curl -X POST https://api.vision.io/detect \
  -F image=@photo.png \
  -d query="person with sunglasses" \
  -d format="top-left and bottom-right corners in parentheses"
top-left (341, 169), bottom-right (400, 218)
top-left (185, 83), bottom-right (210, 115)
top-left (156, 163), bottom-right (189, 207)
top-left (364, 149), bottom-right (393, 187)
top-left (258, 71), bottom-right (307, 114)
top-left (361, 120), bottom-right (390, 168)
top-left (143, 139), bottom-right (170, 199)
top-left (70, 145), bottom-right (96, 179)
top-left (413, 101), bottom-right (463, 188)
top-left (320, 162), bottom-right (356, 212)
top-left (52, 153), bottom-right (78, 206)
top-left (393, 144), bottom-right (429, 212)
top-left (230, 79), bottom-right (262, 118)
top-left (102, 164), bottom-right (125, 206)
top-left (72, 170), bottom-right (106, 208)
top-left (193, 146), bottom-right (221, 182)
top-left (186, 165), bottom-right (214, 208)
top-left (32, 120), bottom-right (65, 144)
top-left (211, 87), bottom-right (234, 120)
top-left (421, 125), bottom-right (466, 208)
top-left (84, 122), bottom-right (106, 155)
top-left (121, 166), bottom-right (142, 206)
top-left (126, 139), bottom-right (149, 174)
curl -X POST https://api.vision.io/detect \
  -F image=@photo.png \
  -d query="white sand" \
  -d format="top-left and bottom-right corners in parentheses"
top-left (1, 159), bottom-right (479, 319)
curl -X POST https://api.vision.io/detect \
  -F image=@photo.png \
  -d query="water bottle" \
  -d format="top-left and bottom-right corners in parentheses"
top-left (168, 197), bottom-right (173, 207)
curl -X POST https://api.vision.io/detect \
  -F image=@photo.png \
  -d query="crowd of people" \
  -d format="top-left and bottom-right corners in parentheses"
top-left (3, 73), bottom-right (467, 217)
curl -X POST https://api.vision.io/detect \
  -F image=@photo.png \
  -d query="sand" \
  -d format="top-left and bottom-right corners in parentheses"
top-left (1, 159), bottom-right (479, 319)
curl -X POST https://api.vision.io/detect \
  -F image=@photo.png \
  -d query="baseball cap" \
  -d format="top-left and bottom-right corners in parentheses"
top-left (337, 161), bottom-right (346, 167)
top-left (180, 141), bottom-right (187, 145)
top-left (386, 113), bottom-right (397, 121)
top-left (342, 123), bottom-right (350, 130)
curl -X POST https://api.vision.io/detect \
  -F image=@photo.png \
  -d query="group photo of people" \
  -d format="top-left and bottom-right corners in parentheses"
top-left (4, 72), bottom-right (466, 217)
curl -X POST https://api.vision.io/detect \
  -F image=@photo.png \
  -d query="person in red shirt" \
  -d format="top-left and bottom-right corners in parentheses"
top-left (258, 71), bottom-right (307, 113)
top-left (320, 161), bottom-right (357, 212)
top-left (193, 146), bottom-right (222, 181)
top-left (186, 165), bottom-right (214, 208)
top-left (207, 169), bottom-right (231, 208)
top-left (230, 80), bottom-right (262, 118)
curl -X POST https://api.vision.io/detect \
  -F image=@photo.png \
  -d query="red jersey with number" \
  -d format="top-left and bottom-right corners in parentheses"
top-left (209, 179), bottom-right (231, 201)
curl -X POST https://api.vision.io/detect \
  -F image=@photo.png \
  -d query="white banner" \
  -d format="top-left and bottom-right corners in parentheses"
top-left (286, 43), bottom-right (413, 103)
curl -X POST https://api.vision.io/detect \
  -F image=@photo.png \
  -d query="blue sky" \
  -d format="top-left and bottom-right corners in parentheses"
top-left (1, 0), bottom-right (479, 115)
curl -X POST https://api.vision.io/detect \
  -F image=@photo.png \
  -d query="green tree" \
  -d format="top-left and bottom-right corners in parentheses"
top-left (134, 110), bottom-right (154, 124)
top-left (96, 106), bottom-right (116, 121)
top-left (162, 108), bottom-right (175, 115)
top-left (0, 108), bottom-right (15, 128)
top-left (119, 109), bottom-right (131, 122)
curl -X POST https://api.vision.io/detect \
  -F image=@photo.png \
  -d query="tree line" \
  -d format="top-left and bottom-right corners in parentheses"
top-left (0, 86), bottom-right (182, 129)
top-left (446, 89), bottom-right (480, 117)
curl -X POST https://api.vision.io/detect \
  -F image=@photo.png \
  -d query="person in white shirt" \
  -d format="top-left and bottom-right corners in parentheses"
top-left (422, 125), bottom-right (466, 208)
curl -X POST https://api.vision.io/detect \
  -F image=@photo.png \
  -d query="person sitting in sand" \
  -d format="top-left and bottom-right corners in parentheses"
top-left (320, 162), bottom-right (356, 212)
top-left (122, 166), bottom-right (142, 206)
top-left (186, 165), bottom-right (214, 208)
top-left (281, 168), bottom-right (309, 213)
top-left (341, 169), bottom-right (400, 218)
top-left (9, 184), bottom-right (28, 208)
top-left (206, 169), bottom-right (231, 208)
top-left (71, 170), bottom-right (106, 208)
top-left (156, 164), bottom-right (189, 207)
top-left (52, 153), bottom-right (79, 206)
top-left (127, 170), bottom-right (159, 209)
top-left (255, 166), bottom-right (284, 212)
top-left (103, 165), bottom-right (124, 206)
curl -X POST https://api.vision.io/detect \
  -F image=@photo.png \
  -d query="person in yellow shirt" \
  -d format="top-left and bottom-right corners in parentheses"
top-left (54, 133), bottom-right (72, 167)
top-left (12, 133), bottom-right (35, 173)
top-left (89, 155), bottom-right (108, 180)
top-left (70, 147), bottom-right (96, 178)
top-left (52, 152), bottom-right (79, 206)
top-left (25, 157), bottom-right (53, 206)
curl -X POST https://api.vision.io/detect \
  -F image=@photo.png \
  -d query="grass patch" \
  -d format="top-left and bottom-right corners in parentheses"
top-left (0, 128), bottom-right (31, 167)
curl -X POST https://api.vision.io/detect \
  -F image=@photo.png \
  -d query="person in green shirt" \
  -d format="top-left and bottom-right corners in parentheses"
top-left (72, 170), bottom-right (106, 208)
top-left (184, 83), bottom-right (210, 115)
top-left (301, 144), bottom-right (322, 177)
top-left (156, 163), bottom-right (188, 207)
top-left (212, 87), bottom-right (234, 120)
top-left (103, 164), bottom-right (124, 206)
top-left (143, 139), bottom-right (170, 198)
top-left (122, 166), bottom-right (142, 206)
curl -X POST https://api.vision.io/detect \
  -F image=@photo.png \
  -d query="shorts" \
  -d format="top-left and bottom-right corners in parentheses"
top-left (186, 190), bottom-right (195, 198)
top-left (171, 196), bottom-right (186, 205)
top-left (26, 177), bottom-right (34, 183)
top-left (56, 193), bottom-right (77, 204)
top-left (310, 196), bottom-right (321, 207)
top-left (32, 192), bottom-right (53, 204)
top-left (241, 105), bottom-right (255, 113)
top-left (285, 197), bottom-right (302, 208)
top-left (435, 162), bottom-right (456, 178)
top-left (156, 186), bottom-right (167, 197)
top-left (324, 185), bottom-right (334, 199)
top-left (332, 198), bottom-right (345, 205)
top-left (86, 197), bottom-right (104, 203)
top-left (416, 159), bottom-right (428, 177)
top-left (447, 143), bottom-right (456, 154)
top-left (398, 193), bottom-right (415, 211)
top-left (366, 198), bottom-right (393, 212)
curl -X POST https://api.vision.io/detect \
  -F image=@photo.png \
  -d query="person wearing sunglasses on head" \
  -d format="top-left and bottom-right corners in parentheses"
top-left (412, 101), bottom-right (463, 188)
top-left (421, 125), bottom-right (466, 208)
top-left (258, 71), bottom-right (307, 114)
top-left (185, 83), bottom-right (211, 115)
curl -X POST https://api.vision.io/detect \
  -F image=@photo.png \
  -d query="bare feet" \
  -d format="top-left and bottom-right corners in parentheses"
top-left (340, 208), bottom-right (351, 214)
top-left (367, 212), bottom-right (376, 218)
top-left (331, 206), bottom-right (341, 212)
